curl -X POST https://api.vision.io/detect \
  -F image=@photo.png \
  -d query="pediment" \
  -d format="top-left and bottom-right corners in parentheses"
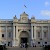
top-left (20, 12), bottom-right (28, 22)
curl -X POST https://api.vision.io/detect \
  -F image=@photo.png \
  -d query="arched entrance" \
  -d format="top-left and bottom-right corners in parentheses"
top-left (19, 31), bottom-right (29, 45)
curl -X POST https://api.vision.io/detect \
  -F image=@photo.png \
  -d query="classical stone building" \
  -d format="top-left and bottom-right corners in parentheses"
top-left (0, 12), bottom-right (50, 47)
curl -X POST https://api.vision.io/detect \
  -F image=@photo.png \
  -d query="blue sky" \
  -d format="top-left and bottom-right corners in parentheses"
top-left (0, 0), bottom-right (50, 19)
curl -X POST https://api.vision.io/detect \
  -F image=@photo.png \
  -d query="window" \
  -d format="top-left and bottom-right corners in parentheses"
top-left (38, 42), bottom-right (40, 44)
top-left (1, 26), bottom-right (6, 31)
top-left (29, 30), bottom-right (30, 32)
top-left (45, 42), bottom-right (47, 44)
top-left (8, 26), bottom-right (12, 30)
top-left (18, 30), bottom-right (19, 32)
top-left (44, 32), bottom-right (47, 37)
top-left (37, 26), bottom-right (41, 30)
top-left (33, 26), bottom-right (34, 38)
top-left (18, 29), bottom-right (21, 32)
top-left (8, 32), bottom-right (11, 38)
top-left (43, 26), bottom-right (48, 31)
top-left (2, 34), bottom-right (4, 37)
top-left (38, 32), bottom-right (40, 37)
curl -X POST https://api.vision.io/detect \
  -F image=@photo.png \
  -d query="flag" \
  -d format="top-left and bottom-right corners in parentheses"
top-left (24, 5), bottom-right (27, 8)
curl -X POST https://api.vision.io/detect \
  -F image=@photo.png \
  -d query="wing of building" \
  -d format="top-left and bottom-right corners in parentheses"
top-left (0, 12), bottom-right (50, 47)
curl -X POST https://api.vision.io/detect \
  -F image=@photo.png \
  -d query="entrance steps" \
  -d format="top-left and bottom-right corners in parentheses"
top-left (6, 47), bottom-right (43, 50)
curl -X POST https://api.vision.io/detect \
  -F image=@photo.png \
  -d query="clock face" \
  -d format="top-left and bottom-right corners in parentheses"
top-left (22, 17), bottom-right (26, 20)
top-left (22, 17), bottom-right (26, 22)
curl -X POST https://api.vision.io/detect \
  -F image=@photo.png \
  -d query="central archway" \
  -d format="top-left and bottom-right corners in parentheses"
top-left (19, 31), bottom-right (29, 45)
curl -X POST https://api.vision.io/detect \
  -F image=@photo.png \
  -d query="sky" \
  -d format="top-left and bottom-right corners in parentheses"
top-left (0, 0), bottom-right (50, 19)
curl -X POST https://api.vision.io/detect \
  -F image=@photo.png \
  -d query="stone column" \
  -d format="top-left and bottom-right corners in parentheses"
top-left (42, 26), bottom-right (43, 39)
top-left (0, 26), bottom-right (1, 43)
top-left (41, 26), bottom-right (43, 46)
top-left (0, 26), bottom-right (1, 40)
top-left (15, 26), bottom-right (19, 46)
top-left (48, 26), bottom-right (50, 45)
top-left (34, 26), bottom-right (36, 45)
top-left (31, 26), bottom-right (33, 39)
top-left (48, 26), bottom-right (49, 39)
top-left (6, 26), bottom-right (8, 46)
top-left (34, 26), bottom-right (36, 39)
top-left (12, 26), bottom-right (15, 46)
top-left (31, 26), bottom-right (33, 46)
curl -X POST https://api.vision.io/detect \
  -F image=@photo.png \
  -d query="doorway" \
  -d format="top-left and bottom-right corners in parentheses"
top-left (20, 37), bottom-right (28, 47)
top-left (21, 38), bottom-right (28, 43)
top-left (20, 31), bottom-right (29, 44)
top-left (19, 31), bottom-right (29, 47)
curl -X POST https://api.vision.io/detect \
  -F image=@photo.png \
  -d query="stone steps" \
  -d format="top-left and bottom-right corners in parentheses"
top-left (7, 47), bottom-right (43, 50)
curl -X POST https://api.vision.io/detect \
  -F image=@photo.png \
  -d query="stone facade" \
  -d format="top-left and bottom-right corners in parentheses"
top-left (0, 12), bottom-right (50, 47)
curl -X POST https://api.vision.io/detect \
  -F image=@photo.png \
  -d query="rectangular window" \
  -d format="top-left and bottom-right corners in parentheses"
top-left (38, 32), bottom-right (40, 37)
top-left (1, 26), bottom-right (6, 31)
top-left (8, 32), bottom-right (11, 38)
top-left (2, 34), bottom-right (4, 37)
top-left (44, 32), bottom-right (47, 37)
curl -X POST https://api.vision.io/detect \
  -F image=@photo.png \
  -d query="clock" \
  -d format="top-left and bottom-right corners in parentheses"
top-left (22, 17), bottom-right (26, 20)
top-left (22, 17), bottom-right (26, 22)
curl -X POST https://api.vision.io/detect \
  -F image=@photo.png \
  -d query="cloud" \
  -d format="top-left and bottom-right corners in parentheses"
top-left (40, 10), bottom-right (50, 16)
top-left (45, 1), bottom-right (50, 6)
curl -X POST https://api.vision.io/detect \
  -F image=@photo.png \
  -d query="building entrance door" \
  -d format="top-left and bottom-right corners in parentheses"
top-left (20, 31), bottom-right (29, 47)
top-left (21, 38), bottom-right (28, 43)
top-left (20, 38), bottom-right (28, 47)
